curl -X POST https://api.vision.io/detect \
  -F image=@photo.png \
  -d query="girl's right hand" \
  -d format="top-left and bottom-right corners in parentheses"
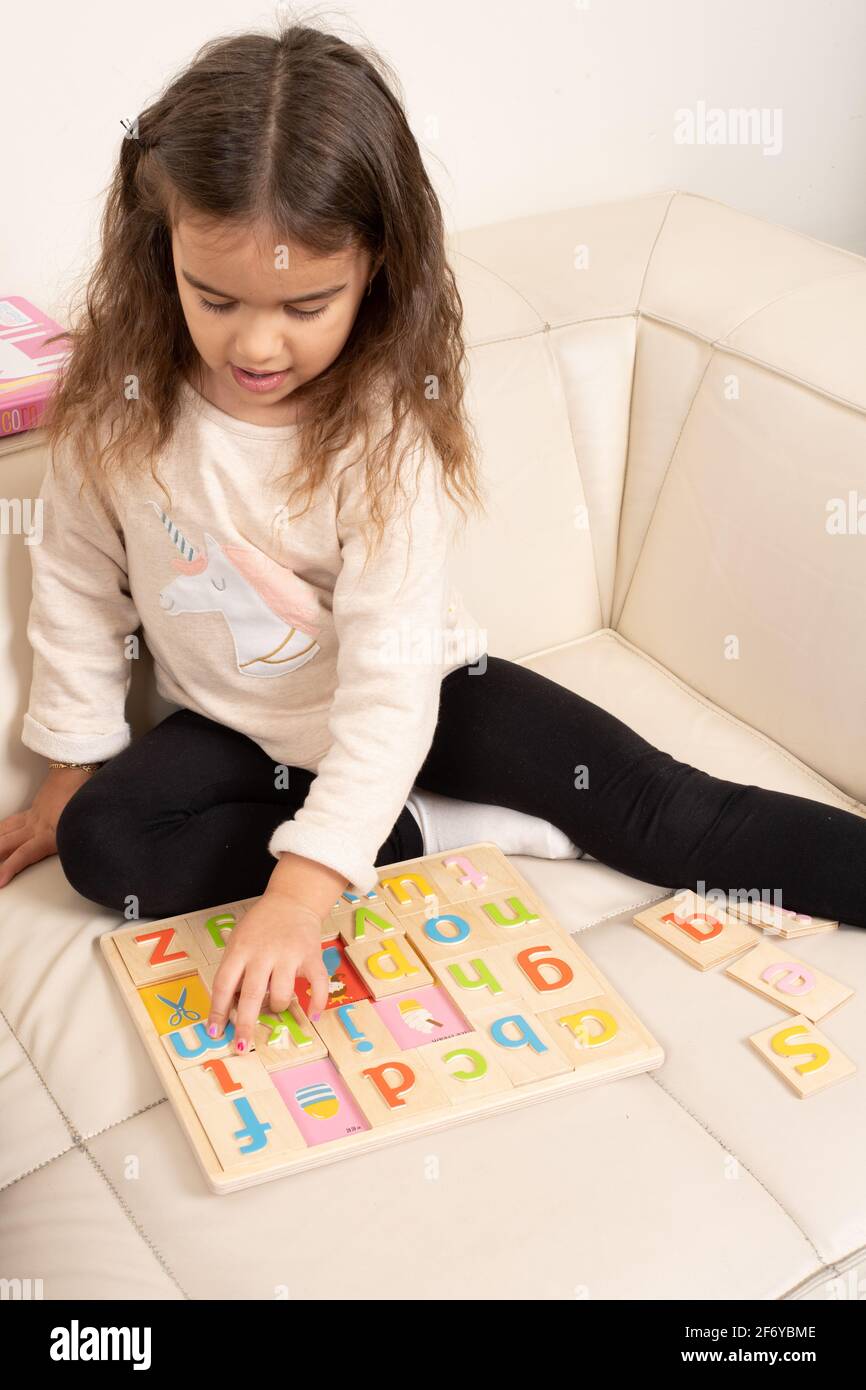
top-left (0, 767), bottom-right (95, 888)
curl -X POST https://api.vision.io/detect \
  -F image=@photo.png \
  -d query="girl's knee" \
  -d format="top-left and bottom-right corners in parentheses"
top-left (55, 783), bottom-right (140, 913)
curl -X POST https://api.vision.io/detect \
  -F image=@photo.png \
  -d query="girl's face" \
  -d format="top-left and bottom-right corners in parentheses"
top-left (171, 217), bottom-right (375, 425)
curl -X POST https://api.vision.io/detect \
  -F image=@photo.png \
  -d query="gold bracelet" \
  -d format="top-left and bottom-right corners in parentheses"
top-left (48, 760), bottom-right (104, 772)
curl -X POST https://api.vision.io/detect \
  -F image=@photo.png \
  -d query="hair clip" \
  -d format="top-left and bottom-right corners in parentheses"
top-left (120, 116), bottom-right (155, 147)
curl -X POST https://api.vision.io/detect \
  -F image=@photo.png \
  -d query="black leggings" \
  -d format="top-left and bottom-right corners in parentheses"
top-left (55, 656), bottom-right (866, 928)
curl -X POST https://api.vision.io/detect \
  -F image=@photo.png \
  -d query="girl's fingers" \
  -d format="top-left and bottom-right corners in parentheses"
top-left (0, 824), bottom-right (32, 860)
top-left (0, 837), bottom-right (46, 887)
top-left (306, 960), bottom-right (331, 1020)
top-left (207, 954), bottom-right (245, 1039)
top-left (233, 967), bottom-right (273, 1053)
top-left (267, 962), bottom-right (300, 1016)
top-left (0, 813), bottom-right (28, 838)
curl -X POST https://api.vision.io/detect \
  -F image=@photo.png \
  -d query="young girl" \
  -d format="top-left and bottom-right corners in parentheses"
top-left (5, 24), bottom-right (864, 1057)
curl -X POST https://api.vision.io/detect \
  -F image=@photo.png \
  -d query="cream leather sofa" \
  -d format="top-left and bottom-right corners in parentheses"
top-left (2, 190), bottom-right (865, 1301)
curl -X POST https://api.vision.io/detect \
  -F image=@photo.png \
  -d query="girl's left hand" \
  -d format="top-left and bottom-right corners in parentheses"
top-left (206, 892), bottom-right (332, 1053)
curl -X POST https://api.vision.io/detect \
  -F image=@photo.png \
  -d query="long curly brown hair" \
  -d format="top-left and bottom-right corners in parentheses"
top-left (41, 17), bottom-right (485, 557)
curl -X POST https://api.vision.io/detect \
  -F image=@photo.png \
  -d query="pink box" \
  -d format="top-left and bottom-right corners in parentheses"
top-left (0, 296), bottom-right (71, 438)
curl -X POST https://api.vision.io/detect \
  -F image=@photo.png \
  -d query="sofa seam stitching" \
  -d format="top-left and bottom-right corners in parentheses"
top-left (783, 1257), bottom-right (848, 1300)
top-left (646, 1070), bottom-right (827, 1266)
top-left (465, 310), bottom-right (866, 416)
top-left (77, 1096), bottom-right (170, 1144)
top-left (541, 327), bottom-right (607, 630)
top-left (572, 909), bottom-right (828, 1269)
top-left (0, 1003), bottom-right (189, 1299)
top-left (713, 266), bottom-right (866, 343)
top-left (679, 189), bottom-right (866, 267)
top-left (783, 1244), bottom-right (866, 1299)
top-left (612, 347), bottom-right (715, 623)
top-left (578, 914), bottom-right (828, 1267)
top-left (450, 249), bottom-right (548, 331)
top-left (567, 890), bottom-right (670, 933)
top-left (636, 307), bottom-right (866, 415)
top-left (608, 192), bottom-right (679, 624)
top-left (0, 1145), bottom-right (77, 1195)
top-left (74, 1139), bottom-right (191, 1300)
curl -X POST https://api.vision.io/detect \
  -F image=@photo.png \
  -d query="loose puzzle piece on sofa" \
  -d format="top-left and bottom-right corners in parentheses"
top-left (632, 892), bottom-right (857, 1099)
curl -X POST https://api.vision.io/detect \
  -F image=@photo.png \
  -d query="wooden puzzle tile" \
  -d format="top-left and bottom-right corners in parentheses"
top-left (748, 1015), bottom-right (857, 1097)
top-left (725, 942), bottom-right (854, 1023)
top-left (766, 922), bottom-right (839, 940)
top-left (724, 898), bottom-right (838, 936)
top-left (324, 884), bottom-right (384, 920)
top-left (178, 1051), bottom-right (274, 1109)
top-left (196, 957), bottom-right (216, 991)
top-left (161, 1015), bottom-right (242, 1071)
top-left (340, 1048), bottom-right (452, 1126)
top-left (468, 1003), bottom-right (573, 1084)
top-left (311, 1000), bottom-right (401, 1073)
top-left (560, 933), bottom-right (612, 992)
top-left (184, 902), bottom-right (247, 964)
top-left (335, 900), bottom-right (403, 947)
top-left (538, 993), bottom-right (663, 1079)
top-left (632, 890), bottom-right (757, 969)
top-left (114, 918), bottom-right (208, 986)
top-left (471, 888), bottom-right (564, 946)
top-left (138, 972), bottom-right (212, 1036)
top-left (401, 902), bottom-right (499, 964)
top-left (322, 843), bottom-right (517, 919)
top-left (376, 861), bottom-right (445, 918)
top-left (429, 949), bottom-right (527, 1022)
top-left (344, 932), bottom-right (432, 999)
top-left (427, 843), bottom-right (520, 905)
top-left (488, 933), bottom-right (602, 1012)
top-left (369, 846), bottom-right (512, 912)
top-left (252, 999), bottom-right (328, 1070)
top-left (372, 985), bottom-right (472, 1051)
top-left (293, 937), bottom-right (371, 1014)
top-left (270, 1058), bottom-right (371, 1144)
top-left (421, 1029), bottom-right (515, 1103)
top-left (194, 1085), bottom-right (307, 1170)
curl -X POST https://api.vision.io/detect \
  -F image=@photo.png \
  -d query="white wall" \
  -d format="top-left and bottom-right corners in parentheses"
top-left (4, 0), bottom-right (865, 319)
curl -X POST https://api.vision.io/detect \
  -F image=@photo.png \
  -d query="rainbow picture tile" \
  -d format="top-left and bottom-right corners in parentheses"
top-left (271, 1058), bottom-right (370, 1144)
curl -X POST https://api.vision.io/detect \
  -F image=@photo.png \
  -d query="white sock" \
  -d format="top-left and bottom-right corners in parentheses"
top-left (405, 786), bottom-right (584, 861)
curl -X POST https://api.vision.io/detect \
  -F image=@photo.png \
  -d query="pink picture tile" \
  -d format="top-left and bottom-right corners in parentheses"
top-left (270, 1057), bottom-right (369, 1145)
top-left (374, 985), bottom-right (471, 1049)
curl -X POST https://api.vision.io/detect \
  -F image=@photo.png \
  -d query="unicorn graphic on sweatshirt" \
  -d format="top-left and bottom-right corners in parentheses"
top-left (146, 501), bottom-right (321, 677)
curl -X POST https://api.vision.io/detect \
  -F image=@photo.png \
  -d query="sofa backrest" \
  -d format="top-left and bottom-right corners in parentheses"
top-left (4, 191), bottom-right (865, 818)
top-left (449, 190), bottom-right (866, 802)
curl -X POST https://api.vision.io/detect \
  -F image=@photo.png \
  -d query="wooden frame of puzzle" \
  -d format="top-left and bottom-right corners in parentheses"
top-left (100, 841), bottom-right (665, 1193)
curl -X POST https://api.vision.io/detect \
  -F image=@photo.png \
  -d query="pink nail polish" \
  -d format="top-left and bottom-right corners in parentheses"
top-left (312, 1011), bottom-right (321, 1021)
top-left (236, 1039), bottom-right (246, 1052)
top-left (207, 1023), bottom-right (218, 1037)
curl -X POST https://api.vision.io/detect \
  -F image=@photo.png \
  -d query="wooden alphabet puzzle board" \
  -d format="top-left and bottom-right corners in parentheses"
top-left (100, 843), bottom-right (664, 1194)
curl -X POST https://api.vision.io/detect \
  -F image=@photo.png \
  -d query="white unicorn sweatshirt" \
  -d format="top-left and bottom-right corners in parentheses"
top-left (22, 377), bottom-right (487, 893)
